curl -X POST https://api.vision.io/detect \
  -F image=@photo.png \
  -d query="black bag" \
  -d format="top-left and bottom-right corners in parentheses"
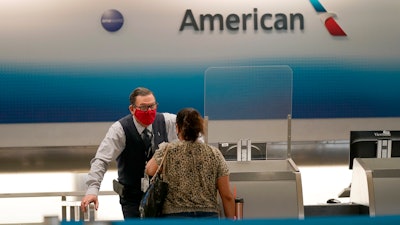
top-left (139, 146), bottom-right (170, 218)
top-left (139, 173), bottom-right (168, 218)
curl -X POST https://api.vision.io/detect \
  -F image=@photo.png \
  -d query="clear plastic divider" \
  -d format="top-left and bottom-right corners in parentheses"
top-left (204, 65), bottom-right (293, 160)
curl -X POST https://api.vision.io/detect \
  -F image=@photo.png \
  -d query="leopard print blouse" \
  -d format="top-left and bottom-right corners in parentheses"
top-left (153, 141), bottom-right (230, 215)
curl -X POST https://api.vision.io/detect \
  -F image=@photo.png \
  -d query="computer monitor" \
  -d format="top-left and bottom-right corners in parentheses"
top-left (349, 130), bottom-right (400, 169)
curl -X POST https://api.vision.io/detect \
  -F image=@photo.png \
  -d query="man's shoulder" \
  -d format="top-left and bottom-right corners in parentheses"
top-left (118, 114), bottom-right (132, 122)
top-left (158, 112), bottom-right (176, 116)
top-left (117, 115), bottom-right (134, 130)
top-left (159, 112), bottom-right (176, 121)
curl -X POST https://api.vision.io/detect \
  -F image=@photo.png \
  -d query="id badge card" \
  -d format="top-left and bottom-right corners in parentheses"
top-left (141, 173), bottom-right (150, 191)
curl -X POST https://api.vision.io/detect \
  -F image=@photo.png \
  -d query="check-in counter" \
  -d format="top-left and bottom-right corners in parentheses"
top-left (350, 158), bottom-right (400, 216)
top-left (227, 159), bottom-right (304, 219)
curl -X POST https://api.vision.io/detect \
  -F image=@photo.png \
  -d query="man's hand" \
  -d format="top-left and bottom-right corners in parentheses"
top-left (80, 194), bottom-right (99, 212)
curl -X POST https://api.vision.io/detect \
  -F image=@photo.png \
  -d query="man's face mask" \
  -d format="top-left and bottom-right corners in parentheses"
top-left (134, 109), bottom-right (156, 126)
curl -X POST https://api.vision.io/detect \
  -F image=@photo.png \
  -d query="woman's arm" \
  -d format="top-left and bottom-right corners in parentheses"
top-left (145, 157), bottom-right (159, 176)
top-left (217, 175), bottom-right (235, 219)
top-left (146, 142), bottom-right (169, 176)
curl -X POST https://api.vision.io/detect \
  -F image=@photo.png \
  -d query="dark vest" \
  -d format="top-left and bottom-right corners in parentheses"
top-left (117, 113), bottom-right (168, 191)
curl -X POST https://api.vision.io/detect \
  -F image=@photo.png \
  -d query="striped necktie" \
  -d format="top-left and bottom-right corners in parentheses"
top-left (142, 128), bottom-right (152, 160)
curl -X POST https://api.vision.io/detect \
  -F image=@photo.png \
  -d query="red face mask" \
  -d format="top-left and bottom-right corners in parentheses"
top-left (134, 109), bottom-right (156, 126)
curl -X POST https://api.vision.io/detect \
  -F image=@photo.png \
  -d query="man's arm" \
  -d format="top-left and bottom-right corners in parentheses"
top-left (81, 121), bottom-right (126, 211)
top-left (162, 113), bottom-right (178, 142)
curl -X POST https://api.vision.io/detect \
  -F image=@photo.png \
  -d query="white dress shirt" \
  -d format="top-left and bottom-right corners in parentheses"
top-left (85, 112), bottom-right (177, 196)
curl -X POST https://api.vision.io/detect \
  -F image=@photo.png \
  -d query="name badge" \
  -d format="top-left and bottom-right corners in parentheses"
top-left (141, 173), bottom-right (150, 191)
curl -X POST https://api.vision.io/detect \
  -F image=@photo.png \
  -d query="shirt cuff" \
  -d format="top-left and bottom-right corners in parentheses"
top-left (85, 186), bottom-right (100, 196)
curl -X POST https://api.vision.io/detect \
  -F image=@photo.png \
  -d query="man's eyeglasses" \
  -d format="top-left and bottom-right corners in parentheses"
top-left (134, 103), bottom-right (158, 111)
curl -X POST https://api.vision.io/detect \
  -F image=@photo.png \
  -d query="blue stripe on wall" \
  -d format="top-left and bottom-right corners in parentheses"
top-left (0, 64), bottom-right (204, 123)
top-left (1, 59), bottom-right (400, 123)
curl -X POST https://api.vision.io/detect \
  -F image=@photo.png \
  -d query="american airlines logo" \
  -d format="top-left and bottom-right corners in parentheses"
top-left (309, 0), bottom-right (347, 36)
top-left (178, 1), bottom-right (347, 36)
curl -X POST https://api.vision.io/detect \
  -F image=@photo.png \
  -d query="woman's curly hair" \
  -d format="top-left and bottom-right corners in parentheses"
top-left (176, 108), bottom-right (204, 142)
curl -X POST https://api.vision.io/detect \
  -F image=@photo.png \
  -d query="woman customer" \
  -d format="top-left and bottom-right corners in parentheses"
top-left (146, 107), bottom-right (235, 219)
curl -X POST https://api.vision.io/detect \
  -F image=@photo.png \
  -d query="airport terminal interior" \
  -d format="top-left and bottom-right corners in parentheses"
top-left (1, 1), bottom-right (400, 225)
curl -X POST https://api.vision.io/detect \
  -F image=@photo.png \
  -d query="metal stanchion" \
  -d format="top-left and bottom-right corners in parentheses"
top-left (235, 198), bottom-right (244, 219)
top-left (61, 198), bottom-right (95, 222)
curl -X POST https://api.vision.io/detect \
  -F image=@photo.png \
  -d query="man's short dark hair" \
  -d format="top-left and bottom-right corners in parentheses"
top-left (129, 87), bottom-right (154, 105)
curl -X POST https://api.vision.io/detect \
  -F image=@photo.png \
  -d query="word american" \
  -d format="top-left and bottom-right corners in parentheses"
top-left (179, 8), bottom-right (304, 31)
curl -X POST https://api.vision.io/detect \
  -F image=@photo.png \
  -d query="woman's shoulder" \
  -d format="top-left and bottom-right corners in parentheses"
top-left (159, 140), bottom-right (181, 148)
top-left (204, 143), bottom-right (219, 151)
top-left (205, 144), bottom-right (226, 158)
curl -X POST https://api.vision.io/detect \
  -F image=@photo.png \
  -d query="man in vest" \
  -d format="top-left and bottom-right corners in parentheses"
top-left (80, 87), bottom-right (178, 219)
